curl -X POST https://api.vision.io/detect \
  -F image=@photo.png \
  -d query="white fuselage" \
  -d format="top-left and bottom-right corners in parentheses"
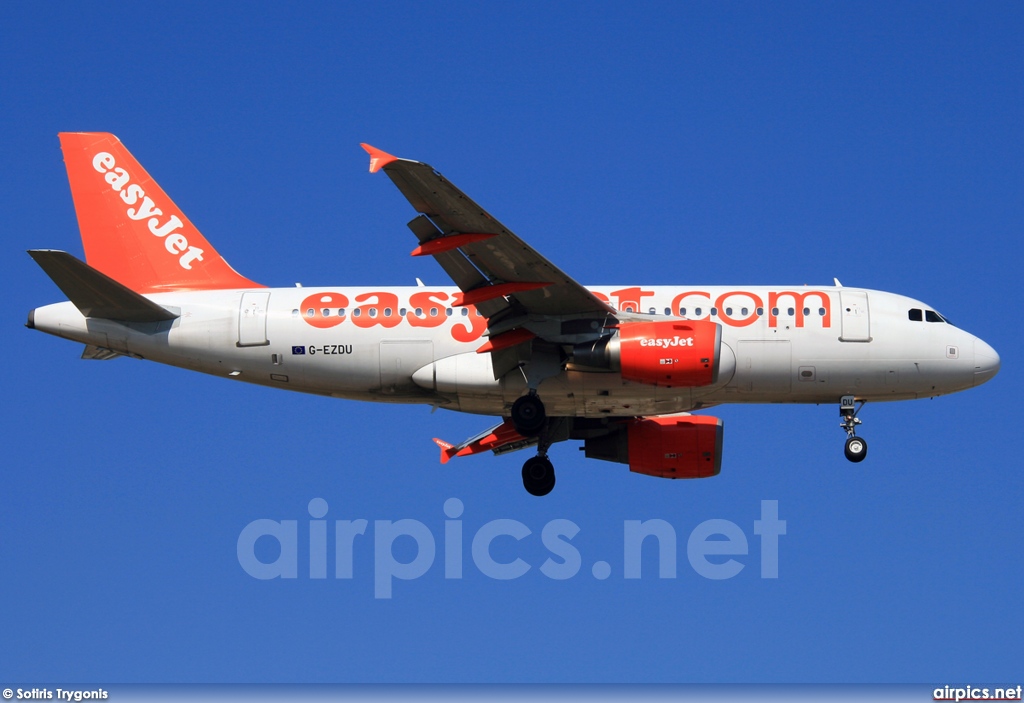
top-left (30, 284), bottom-right (1000, 417)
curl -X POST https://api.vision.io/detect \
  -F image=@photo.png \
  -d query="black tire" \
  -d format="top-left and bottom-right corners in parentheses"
top-left (522, 456), bottom-right (556, 496)
top-left (844, 436), bottom-right (868, 463)
top-left (511, 394), bottom-right (547, 437)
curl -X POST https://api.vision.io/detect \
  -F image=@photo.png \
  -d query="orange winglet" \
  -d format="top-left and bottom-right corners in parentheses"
top-left (360, 143), bottom-right (399, 173)
top-left (476, 328), bottom-right (537, 354)
top-left (411, 233), bottom-right (497, 257)
top-left (453, 281), bottom-right (552, 307)
top-left (433, 437), bottom-right (457, 465)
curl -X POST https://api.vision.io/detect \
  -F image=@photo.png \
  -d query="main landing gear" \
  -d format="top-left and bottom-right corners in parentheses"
top-left (840, 395), bottom-right (868, 463)
top-left (511, 393), bottom-right (546, 437)
top-left (512, 393), bottom-right (556, 496)
top-left (522, 454), bottom-right (555, 497)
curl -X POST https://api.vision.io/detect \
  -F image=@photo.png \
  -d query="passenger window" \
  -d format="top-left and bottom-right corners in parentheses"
top-left (803, 307), bottom-right (810, 316)
top-left (818, 308), bottom-right (826, 316)
top-left (787, 307), bottom-right (795, 316)
top-left (694, 307), bottom-right (702, 316)
top-left (725, 307), bottom-right (733, 316)
top-left (338, 308), bottom-right (346, 317)
top-left (461, 308), bottom-right (468, 316)
top-left (711, 307), bottom-right (718, 316)
top-left (384, 308), bottom-right (392, 317)
top-left (446, 308), bottom-right (453, 316)
top-left (648, 307), bottom-right (656, 315)
top-left (771, 307), bottom-right (779, 316)
top-left (757, 307), bottom-right (764, 316)
top-left (679, 307), bottom-right (687, 316)
top-left (429, 308), bottom-right (438, 317)
top-left (306, 308), bottom-right (315, 317)
top-left (908, 309), bottom-right (923, 321)
top-left (292, 309), bottom-right (299, 317)
top-left (321, 308), bottom-right (331, 317)
top-left (415, 307), bottom-right (423, 316)
top-left (399, 308), bottom-right (407, 316)
top-left (664, 307), bottom-right (671, 316)
top-left (353, 309), bottom-right (362, 317)
top-left (369, 308), bottom-right (378, 318)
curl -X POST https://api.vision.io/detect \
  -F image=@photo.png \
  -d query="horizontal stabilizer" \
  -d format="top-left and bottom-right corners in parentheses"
top-left (28, 250), bottom-right (179, 323)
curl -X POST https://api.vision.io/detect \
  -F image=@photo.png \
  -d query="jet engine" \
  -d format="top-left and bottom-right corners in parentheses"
top-left (583, 415), bottom-right (723, 478)
top-left (573, 319), bottom-right (723, 387)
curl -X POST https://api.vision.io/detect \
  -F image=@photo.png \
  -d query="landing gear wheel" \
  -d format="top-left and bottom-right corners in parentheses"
top-left (839, 396), bottom-right (867, 463)
top-left (844, 436), bottom-right (868, 463)
top-left (511, 394), bottom-right (547, 437)
top-left (522, 456), bottom-right (556, 496)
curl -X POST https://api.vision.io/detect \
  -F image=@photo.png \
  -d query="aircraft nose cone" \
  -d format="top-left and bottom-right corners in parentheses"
top-left (973, 338), bottom-right (1000, 386)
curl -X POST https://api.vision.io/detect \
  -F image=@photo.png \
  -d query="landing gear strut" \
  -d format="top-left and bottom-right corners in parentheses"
top-left (840, 395), bottom-right (867, 463)
top-left (513, 393), bottom-right (556, 495)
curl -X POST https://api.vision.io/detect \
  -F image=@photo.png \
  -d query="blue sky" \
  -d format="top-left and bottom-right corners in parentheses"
top-left (1, 1), bottom-right (1021, 684)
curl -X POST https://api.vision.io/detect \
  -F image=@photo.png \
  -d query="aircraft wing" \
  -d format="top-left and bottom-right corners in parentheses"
top-left (361, 144), bottom-right (614, 324)
top-left (433, 419), bottom-right (537, 464)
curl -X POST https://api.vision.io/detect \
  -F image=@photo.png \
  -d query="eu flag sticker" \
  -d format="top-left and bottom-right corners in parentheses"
top-left (291, 346), bottom-right (306, 355)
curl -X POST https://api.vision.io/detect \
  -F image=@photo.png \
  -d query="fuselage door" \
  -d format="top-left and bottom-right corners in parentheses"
top-left (839, 290), bottom-right (871, 342)
top-left (238, 291), bottom-right (271, 347)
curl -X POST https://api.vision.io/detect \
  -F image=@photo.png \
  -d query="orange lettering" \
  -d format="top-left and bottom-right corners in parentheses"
top-left (611, 287), bottom-right (655, 313)
top-left (451, 305), bottom-right (487, 342)
top-left (352, 291), bottom-right (402, 329)
top-left (300, 292), bottom-right (348, 329)
top-left (669, 291), bottom-right (711, 318)
top-left (715, 291), bottom-right (764, 328)
top-left (767, 291), bottom-right (831, 328)
top-left (408, 291), bottom-right (450, 328)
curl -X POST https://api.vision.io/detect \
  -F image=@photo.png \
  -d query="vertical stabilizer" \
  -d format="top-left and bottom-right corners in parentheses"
top-left (58, 132), bottom-right (264, 293)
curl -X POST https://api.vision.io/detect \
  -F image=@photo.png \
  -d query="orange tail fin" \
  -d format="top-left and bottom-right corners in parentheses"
top-left (58, 132), bottom-right (263, 293)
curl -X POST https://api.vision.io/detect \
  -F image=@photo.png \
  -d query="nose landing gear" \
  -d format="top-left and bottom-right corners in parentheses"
top-left (844, 436), bottom-right (867, 462)
top-left (840, 395), bottom-right (867, 463)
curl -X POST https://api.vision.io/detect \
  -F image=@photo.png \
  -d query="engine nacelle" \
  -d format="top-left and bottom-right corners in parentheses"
top-left (583, 415), bottom-right (723, 478)
top-left (574, 319), bottom-right (722, 388)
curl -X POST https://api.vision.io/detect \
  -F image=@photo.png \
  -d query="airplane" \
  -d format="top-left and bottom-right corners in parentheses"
top-left (27, 133), bottom-right (1001, 496)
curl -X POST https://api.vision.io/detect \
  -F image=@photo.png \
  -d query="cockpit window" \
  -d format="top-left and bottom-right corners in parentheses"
top-left (908, 309), bottom-right (923, 321)
top-left (925, 310), bottom-right (946, 323)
